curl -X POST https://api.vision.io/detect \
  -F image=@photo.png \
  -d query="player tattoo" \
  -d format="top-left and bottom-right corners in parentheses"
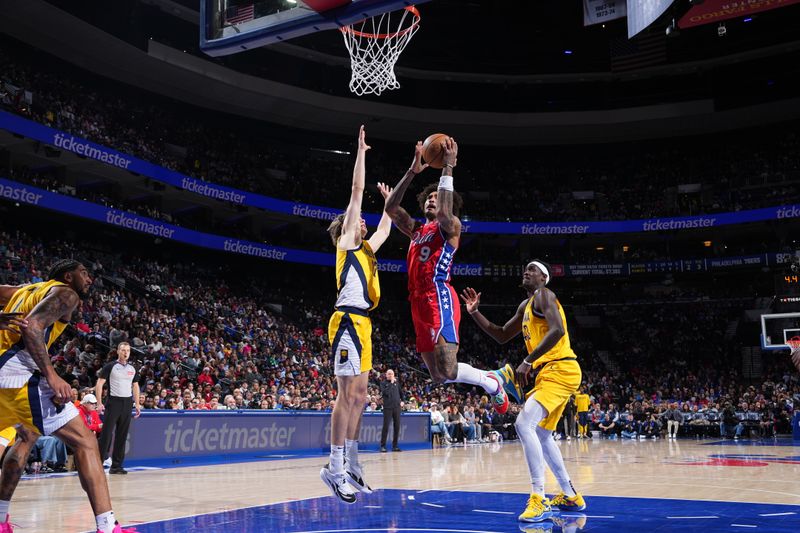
top-left (435, 343), bottom-right (459, 381)
top-left (21, 289), bottom-right (78, 375)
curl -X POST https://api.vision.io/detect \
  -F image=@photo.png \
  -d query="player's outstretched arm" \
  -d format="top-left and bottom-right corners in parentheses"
top-left (340, 125), bottom-right (370, 249)
top-left (461, 288), bottom-right (524, 344)
top-left (368, 182), bottom-right (394, 253)
top-left (20, 286), bottom-right (79, 403)
top-left (436, 137), bottom-right (461, 237)
top-left (384, 142), bottom-right (426, 237)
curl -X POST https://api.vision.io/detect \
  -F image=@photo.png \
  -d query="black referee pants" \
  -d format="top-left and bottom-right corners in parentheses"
top-left (381, 408), bottom-right (401, 448)
top-left (98, 396), bottom-right (133, 468)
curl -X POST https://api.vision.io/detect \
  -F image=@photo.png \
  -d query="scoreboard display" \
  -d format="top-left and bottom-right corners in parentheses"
top-left (776, 274), bottom-right (800, 295)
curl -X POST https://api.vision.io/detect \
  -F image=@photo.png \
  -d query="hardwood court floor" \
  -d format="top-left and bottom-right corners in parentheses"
top-left (8, 437), bottom-right (800, 532)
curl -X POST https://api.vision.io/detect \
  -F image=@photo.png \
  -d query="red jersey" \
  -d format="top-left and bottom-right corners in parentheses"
top-left (407, 220), bottom-right (457, 295)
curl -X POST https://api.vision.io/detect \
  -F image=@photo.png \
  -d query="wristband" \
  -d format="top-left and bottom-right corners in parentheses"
top-left (521, 360), bottom-right (532, 367)
top-left (438, 175), bottom-right (454, 191)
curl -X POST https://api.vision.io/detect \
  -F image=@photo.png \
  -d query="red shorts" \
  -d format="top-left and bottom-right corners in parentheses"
top-left (410, 283), bottom-right (461, 353)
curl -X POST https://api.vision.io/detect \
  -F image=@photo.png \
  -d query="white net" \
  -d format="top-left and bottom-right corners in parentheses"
top-left (340, 6), bottom-right (420, 96)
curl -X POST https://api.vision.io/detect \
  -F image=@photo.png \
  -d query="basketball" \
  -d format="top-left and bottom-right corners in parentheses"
top-left (422, 133), bottom-right (449, 169)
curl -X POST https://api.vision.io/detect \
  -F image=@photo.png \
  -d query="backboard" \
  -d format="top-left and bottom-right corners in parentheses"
top-left (761, 312), bottom-right (800, 351)
top-left (201, 0), bottom-right (432, 57)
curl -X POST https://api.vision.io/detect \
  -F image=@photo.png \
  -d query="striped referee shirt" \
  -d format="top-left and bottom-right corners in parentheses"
top-left (99, 361), bottom-right (139, 398)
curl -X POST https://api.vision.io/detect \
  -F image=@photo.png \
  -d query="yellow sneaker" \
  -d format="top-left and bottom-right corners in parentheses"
top-left (552, 513), bottom-right (588, 530)
top-left (518, 493), bottom-right (553, 523)
top-left (550, 492), bottom-right (586, 511)
top-left (492, 363), bottom-right (523, 403)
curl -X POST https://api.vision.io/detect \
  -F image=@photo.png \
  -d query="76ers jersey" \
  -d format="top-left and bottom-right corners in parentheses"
top-left (407, 220), bottom-right (460, 352)
top-left (407, 220), bottom-right (456, 295)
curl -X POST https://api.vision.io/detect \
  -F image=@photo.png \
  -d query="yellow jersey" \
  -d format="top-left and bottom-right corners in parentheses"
top-left (522, 290), bottom-right (577, 369)
top-left (335, 241), bottom-right (380, 311)
top-left (0, 426), bottom-right (16, 448)
top-left (0, 280), bottom-right (70, 365)
top-left (575, 393), bottom-right (590, 413)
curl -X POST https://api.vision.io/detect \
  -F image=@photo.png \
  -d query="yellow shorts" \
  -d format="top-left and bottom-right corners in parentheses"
top-left (528, 359), bottom-right (582, 431)
top-left (0, 373), bottom-right (78, 436)
top-left (0, 426), bottom-right (16, 448)
top-left (328, 309), bottom-right (372, 376)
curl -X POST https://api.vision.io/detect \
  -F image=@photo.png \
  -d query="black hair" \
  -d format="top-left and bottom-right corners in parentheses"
top-left (47, 259), bottom-right (82, 282)
top-left (417, 183), bottom-right (463, 217)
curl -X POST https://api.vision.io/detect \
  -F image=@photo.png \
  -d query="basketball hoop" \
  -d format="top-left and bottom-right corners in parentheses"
top-left (340, 6), bottom-right (421, 96)
top-left (787, 336), bottom-right (800, 351)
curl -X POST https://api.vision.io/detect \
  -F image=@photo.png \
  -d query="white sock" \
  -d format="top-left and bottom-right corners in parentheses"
top-left (0, 500), bottom-right (9, 519)
top-left (445, 363), bottom-right (499, 394)
top-left (345, 439), bottom-right (359, 467)
top-left (536, 425), bottom-right (577, 497)
top-left (329, 444), bottom-right (345, 474)
top-left (516, 396), bottom-right (547, 495)
top-left (95, 510), bottom-right (116, 533)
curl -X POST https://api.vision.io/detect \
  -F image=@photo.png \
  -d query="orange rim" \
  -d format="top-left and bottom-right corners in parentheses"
top-left (340, 5), bottom-right (420, 39)
top-left (789, 336), bottom-right (800, 348)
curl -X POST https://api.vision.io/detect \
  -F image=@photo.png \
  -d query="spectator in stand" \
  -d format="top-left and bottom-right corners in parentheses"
top-left (446, 405), bottom-right (465, 443)
top-left (477, 407), bottom-right (493, 442)
top-left (79, 394), bottom-right (103, 436)
top-left (589, 403), bottom-right (604, 435)
top-left (640, 414), bottom-right (660, 439)
top-left (598, 404), bottom-right (618, 439)
top-left (720, 402), bottom-right (738, 438)
top-left (197, 367), bottom-right (214, 388)
top-left (664, 403), bottom-right (682, 439)
top-left (463, 406), bottom-right (478, 443)
top-left (430, 403), bottom-right (450, 445)
top-left (620, 414), bottom-right (638, 439)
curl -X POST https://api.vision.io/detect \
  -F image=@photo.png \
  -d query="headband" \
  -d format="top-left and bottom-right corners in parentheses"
top-left (530, 261), bottom-right (550, 285)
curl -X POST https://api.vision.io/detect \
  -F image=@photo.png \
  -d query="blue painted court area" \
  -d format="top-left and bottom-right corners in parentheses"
top-left (125, 489), bottom-right (800, 533)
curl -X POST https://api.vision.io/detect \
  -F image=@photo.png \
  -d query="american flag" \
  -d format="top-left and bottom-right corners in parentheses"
top-left (609, 32), bottom-right (667, 72)
top-left (224, 4), bottom-right (255, 25)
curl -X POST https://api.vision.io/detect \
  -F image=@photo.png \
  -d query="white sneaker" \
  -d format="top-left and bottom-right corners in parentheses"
top-left (344, 462), bottom-right (373, 494)
top-left (320, 464), bottom-right (356, 504)
top-left (103, 458), bottom-right (112, 468)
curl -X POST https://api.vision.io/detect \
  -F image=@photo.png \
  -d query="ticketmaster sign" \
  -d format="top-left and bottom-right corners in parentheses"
top-left (0, 177), bottom-right (464, 273)
top-left (2, 111), bottom-right (800, 234)
top-left (126, 411), bottom-right (430, 459)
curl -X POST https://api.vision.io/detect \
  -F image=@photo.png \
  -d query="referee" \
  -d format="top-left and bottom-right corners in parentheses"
top-left (95, 342), bottom-right (141, 474)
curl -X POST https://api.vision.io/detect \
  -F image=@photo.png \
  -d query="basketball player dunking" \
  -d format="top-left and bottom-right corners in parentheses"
top-left (384, 138), bottom-right (514, 413)
top-left (462, 261), bottom-right (586, 522)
